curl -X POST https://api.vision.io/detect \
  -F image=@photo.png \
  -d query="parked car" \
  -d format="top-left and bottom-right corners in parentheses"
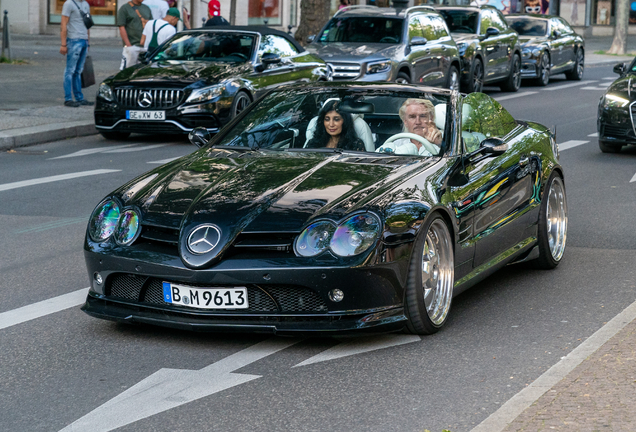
top-left (597, 59), bottom-right (636, 153)
top-left (505, 14), bottom-right (584, 86)
top-left (82, 82), bottom-right (567, 335)
top-left (305, 5), bottom-right (462, 90)
top-left (436, 5), bottom-right (522, 93)
top-left (94, 26), bottom-right (327, 140)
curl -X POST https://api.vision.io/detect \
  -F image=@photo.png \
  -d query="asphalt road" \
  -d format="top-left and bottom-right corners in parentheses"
top-left (1, 64), bottom-right (635, 432)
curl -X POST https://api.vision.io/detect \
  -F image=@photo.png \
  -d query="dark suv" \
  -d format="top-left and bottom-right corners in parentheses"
top-left (305, 5), bottom-right (461, 90)
top-left (437, 6), bottom-right (522, 93)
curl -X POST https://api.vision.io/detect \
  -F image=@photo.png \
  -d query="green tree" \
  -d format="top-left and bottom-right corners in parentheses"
top-left (294, 0), bottom-right (331, 46)
top-left (608, 0), bottom-right (629, 54)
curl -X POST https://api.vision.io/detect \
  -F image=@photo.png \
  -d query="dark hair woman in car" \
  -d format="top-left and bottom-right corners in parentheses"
top-left (305, 100), bottom-right (365, 151)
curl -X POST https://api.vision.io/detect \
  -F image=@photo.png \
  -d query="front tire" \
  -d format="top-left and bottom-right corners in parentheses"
top-left (99, 131), bottom-right (130, 140)
top-left (599, 139), bottom-right (622, 153)
top-left (396, 71), bottom-right (411, 84)
top-left (231, 91), bottom-right (251, 119)
top-left (565, 49), bottom-right (584, 81)
top-left (404, 215), bottom-right (455, 335)
top-left (500, 54), bottom-right (521, 92)
top-left (533, 173), bottom-right (567, 269)
top-left (534, 52), bottom-right (550, 86)
top-left (446, 65), bottom-right (460, 91)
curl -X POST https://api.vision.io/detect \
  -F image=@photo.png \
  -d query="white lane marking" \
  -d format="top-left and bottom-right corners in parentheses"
top-left (602, 76), bottom-right (616, 80)
top-left (630, 173), bottom-right (636, 183)
top-left (60, 338), bottom-right (301, 432)
top-left (147, 156), bottom-right (181, 164)
top-left (581, 86), bottom-right (610, 91)
top-left (558, 140), bottom-right (589, 151)
top-left (14, 217), bottom-right (87, 234)
top-left (494, 92), bottom-right (538, 101)
top-left (294, 334), bottom-right (421, 367)
top-left (0, 169), bottom-right (121, 192)
top-left (49, 145), bottom-right (138, 159)
top-left (470, 298), bottom-right (636, 432)
top-left (0, 288), bottom-right (89, 331)
top-left (103, 144), bottom-right (167, 153)
top-left (588, 132), bottom-right (599, 137)
top-left (542, 80), bottom-right (598, 91)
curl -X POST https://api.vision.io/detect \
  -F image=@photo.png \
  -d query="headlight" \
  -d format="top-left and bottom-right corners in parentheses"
top-left (97, 82), bottom-right (113, 102)
top-left (114, 208), bottom-right (141, 245)
top-left (532, 48), bottom-right (541, 57)
top-left (88, 199), bottom-right (120, 242)
top-left (186, 85), bottom-right (224, 104)
top-left (367, 60), bottom-right (391, 75)
top-left (330, 214), bottom-right (381, 257)
top-left (522, 48), bottom-right (531, 59)
top-left (604, 94), bottom-right (629, 108)
top-left (457, 42), bottom-right (467, 56)
top-left (295, 221), bottom-right (337, 257)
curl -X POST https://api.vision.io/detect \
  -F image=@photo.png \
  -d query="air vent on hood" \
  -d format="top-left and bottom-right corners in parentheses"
top-left (233, 232), bottom-right (297, 253)
top-left (140, 223), bottom-right (179, 245)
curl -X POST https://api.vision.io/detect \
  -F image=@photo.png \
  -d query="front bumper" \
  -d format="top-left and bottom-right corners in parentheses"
top-left (598, 100), bottom-right (636, 145)
top-left (520, 59), bottom-right (540, 79)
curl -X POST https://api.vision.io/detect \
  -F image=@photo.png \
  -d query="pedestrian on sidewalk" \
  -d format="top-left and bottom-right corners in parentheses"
top-left (117, 0), bottom-right (152, 70)
top-left (208, 0), bottom-right (221, 18)
top-left (140, 7), bottom-right (179, 51)
top-left (142, 0), bottom-right (169, 20)
top-left (59, 0), bottom-right (94, 107)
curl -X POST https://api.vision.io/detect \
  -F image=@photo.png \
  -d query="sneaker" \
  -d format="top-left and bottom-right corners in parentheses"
top-left (78, 100), bottom-right (95, 106)
top-left (64, 100), bottom-right (80, 107)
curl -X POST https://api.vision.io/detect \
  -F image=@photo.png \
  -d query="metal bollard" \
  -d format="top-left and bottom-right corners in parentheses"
top-left (1, 10), bottom-right (10, 61)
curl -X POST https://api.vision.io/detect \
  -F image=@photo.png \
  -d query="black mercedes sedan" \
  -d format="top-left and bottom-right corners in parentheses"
top-left (505, 14), bottom-right (584, 86)
top-left (94, 26), bottom-right (327, 140)
top-left (82, 82), bottom-right (567, 336)
top-left (597, 59), bottom-right (636, 153)
top-left (437, 5), bottom-right (522, 93)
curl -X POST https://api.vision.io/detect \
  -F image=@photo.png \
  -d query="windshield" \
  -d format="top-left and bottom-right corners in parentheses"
top-left (439, 10), bottom-right (479, 34)
top-left (213, 88), bottom-right (451, 157)
top-left (506, 18), bottom-right (548, 36)
top-left (153, 32), bottom-right (255, 62)
top-left (318, 17), bottom-right (403, 44)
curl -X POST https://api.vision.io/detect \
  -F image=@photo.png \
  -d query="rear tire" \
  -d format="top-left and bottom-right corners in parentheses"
top-left (534, 52), bottom-right (550, 86)
top-left (404, 214), bottom-right (455, 335)
top-left (396, 71), bottom-right (411, 84)
top-left (500, 54), bottom-right (521, 92)
top-left (533, 172), bottom-right (567, 269)
top-left (599, 139), bottom-right (622, 153)
top-left (99, 131), bottom-right (130, 140)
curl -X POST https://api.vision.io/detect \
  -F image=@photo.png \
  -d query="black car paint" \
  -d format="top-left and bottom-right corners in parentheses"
top-left (597, 59), bottom-right (636, 150)
top-left (83, 83), bottom-right (561, 335)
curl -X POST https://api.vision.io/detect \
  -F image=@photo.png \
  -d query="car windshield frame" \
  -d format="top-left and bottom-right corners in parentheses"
top-left (439, 10), bottom-right (480, 34)
top-left (506, 18), bottom-right (548, 36)
top-left (152, 31), bottom-right (257, 63)
top-left (317, 17), bottom-right (404, 44)
top-left (207, 86), bottom-right (453, 158)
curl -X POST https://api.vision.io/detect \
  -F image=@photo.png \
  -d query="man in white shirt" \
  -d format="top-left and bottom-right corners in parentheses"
top-left (140, 7), bottom-right (179, 51)
top-left (142, 0), bottom-right (169, 20)
top-left (376, 99), bottom-right (442, 156)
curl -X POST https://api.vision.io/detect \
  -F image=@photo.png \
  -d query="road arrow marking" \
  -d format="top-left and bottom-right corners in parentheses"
top-left (60, 338), bottom-right (301, 432)
top-left (588, 132), bottom-right (599, 137)
top-left (558, 140), bottom-right (589, 151)
top-left (293, 334), bottom-right (421, 367)
top-left (542, 80), bottom-right (598, 91)
top-left (103, 144), bottom-right (167, 153)
top-left (0, 169), bottom-right (121, 192)
top-left (630, 173), bottom-right (636, 183)
top-left (49, 145), bottom-right (138, 159)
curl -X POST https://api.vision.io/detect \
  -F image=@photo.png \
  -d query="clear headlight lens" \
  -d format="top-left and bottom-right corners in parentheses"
top-left (114, 209), bottom-right (140, 245)
top-left (604, 94), bottom-right (629, 108)
top-left (367, 60), bottom-right (391, 75)
top-left (88, 199), bottom-right (121, 242)
top-left (457, 42), bottom-right (467, 56)
top-left (97, 82), bottom-right (113, 102)
top-left (532, 48), bottom-right (541, 57)
top-left (186, 85), bottom-right (223, 104)
top-left (522, 48), bottom-right (531, 59)
top-left (295, 221), bottom-right (337, 257)
top-left (330, 214), bottom-right (381, 257)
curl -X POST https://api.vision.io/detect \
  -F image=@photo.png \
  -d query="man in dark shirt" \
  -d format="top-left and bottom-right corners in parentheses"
top-left (117, 0), bottom-right (152, 47)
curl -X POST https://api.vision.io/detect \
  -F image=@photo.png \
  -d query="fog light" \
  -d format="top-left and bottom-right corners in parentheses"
top-left (94, 272), bottom-right (103, 285)
top-left (329, 289), bottom-right (344, 302)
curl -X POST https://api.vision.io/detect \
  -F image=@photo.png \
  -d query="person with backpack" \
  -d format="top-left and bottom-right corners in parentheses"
top-left (140, 7), bottom-right (179, 52)
top-left (117, 0), bottom-right (152, 69)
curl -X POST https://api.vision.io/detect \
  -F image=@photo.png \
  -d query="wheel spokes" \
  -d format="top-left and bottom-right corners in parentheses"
top-left (420, 220), bottom-right (454, 326)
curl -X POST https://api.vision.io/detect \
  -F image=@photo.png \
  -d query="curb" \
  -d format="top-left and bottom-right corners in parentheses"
top-left (0, 121), bottom-right (97, 151)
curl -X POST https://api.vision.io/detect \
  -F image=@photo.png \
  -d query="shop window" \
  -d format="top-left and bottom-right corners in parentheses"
top-left (249, 0), bottom-right (281, 25)
top-left (49, 0), bottom-right (117, 26)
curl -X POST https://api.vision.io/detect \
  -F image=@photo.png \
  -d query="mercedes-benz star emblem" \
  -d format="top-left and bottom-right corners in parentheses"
top-left (187, 224), bottom-right (221, 255)
top-left (137, 91), bottom-right (153, 108)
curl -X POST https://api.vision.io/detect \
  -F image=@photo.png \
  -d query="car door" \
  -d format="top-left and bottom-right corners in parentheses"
top-left (459, 93), bottom-right (536, 267)
top-left (405, 15), bottom-right (437, 84)
top-left (492, 10), bottom-right (517, 78)
top-left (557, 18), bottom-right (577, 68)
top-left (479, 10), bottom-right (502, 80)
top-left (418, 14), bottom-right (449, 86)
top-left (549, 19), bottom-right (568, 71)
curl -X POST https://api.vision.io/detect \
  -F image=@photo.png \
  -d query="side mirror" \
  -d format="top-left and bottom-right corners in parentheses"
top-left (306, 35), bottom-right (316, 44)
top-left (188, 127), bottom-right (211, 148)
top-left (478, 137), bottom-right (508, 156)
top-left (255, 52), bottom-right (282, 72)
top-left (552, 29), bottom-right (561, 38)
top-left (485, 27), bottom-right (500, 37)
top-left (410, 36), bottom-right (428, 46)
top-left (613, 62), bottom-right (626, 75)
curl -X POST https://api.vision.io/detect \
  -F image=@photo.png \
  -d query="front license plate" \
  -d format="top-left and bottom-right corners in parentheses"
top-left (126, 110), bottom-right (165, 120)
top-left (162, 282), bottom-right (248, 309)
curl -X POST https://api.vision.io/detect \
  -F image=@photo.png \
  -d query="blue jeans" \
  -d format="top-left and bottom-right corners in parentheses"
top-left (64, 38), bottom-right (88, 102)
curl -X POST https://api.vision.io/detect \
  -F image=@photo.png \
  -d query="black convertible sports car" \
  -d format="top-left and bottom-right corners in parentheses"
top-left (505, 14), bottom-right (584, 86)
top-left (94, 26), bottom-right (327, 140)
top-left (82, 83), bottom-right (567, 335)
top-left (597, 59), bottom-right (636, 153)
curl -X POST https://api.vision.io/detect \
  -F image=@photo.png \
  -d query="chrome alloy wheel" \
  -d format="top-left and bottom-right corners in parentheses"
top-left (421, 219), bottom-right (454, 326)
top-left (512, 57), bottom-right (522, 89)
top-left (395, 77), bottom-right (410, 84)
top-left (472, 61), bottom-right (484, 92)
top-left (546, 176), bottom-right (567, 261)
top-left (539, 53), bottom-right (550, 85)
top-left (576, 50), bottom-right (584, 78)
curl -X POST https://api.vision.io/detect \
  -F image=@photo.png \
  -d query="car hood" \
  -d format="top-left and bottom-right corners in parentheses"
top-left (306, 42), bottom-right (403, 63)
top-left (110, 61), bottom-right (252, 86)
top-left (115, 150), bottom-right (437, 267)
top-left (604, 74), bottom-right (636, 99)
top-left (519, 35), bottom-right (549, 47)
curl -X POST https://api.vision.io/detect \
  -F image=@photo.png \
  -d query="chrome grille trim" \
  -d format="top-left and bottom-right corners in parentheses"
top-left (629, 101), bottom-right (636, 135)
top-left (326, 62), bottom-right (361, 79)
top-left (115, 88), bottom-right (185, 109)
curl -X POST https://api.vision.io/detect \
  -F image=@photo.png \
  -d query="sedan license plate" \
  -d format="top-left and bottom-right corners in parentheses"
top-left (126, 110), bottom-right (165, 120)
top-left (162, 282), bottom-right (248, 309)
